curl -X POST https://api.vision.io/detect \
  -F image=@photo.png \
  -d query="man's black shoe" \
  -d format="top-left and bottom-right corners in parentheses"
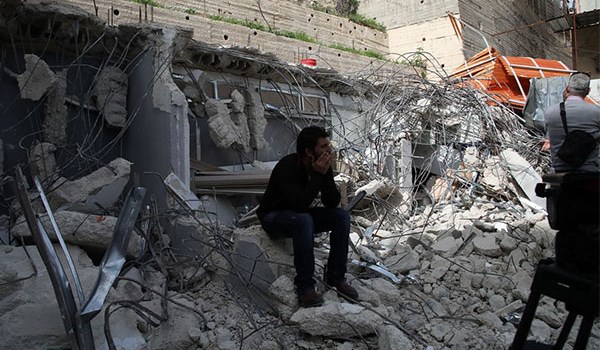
top-left (327, 280), bottom-right (359, 300)
top-left (298, 289), bottom-right (324, 308)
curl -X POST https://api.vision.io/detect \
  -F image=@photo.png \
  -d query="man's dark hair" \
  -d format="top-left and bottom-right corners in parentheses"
top-left (296, 126), bottom-right (329, 155)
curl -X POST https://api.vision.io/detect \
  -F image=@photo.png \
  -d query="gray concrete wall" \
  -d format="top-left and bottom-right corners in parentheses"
top-left (459, 0), bottom-right (571, 64)
top-left (361, 0), bottom-right (571, 71)
top-left (358, 0), bottom-right (459, 29)
top-left (574, 25), bottom-right (599, 77)
top-left (64, 0), bottom-right (389, 73)
top-left (578, 0), bottom-right (600, 12)
top-left (386, 16), bottom-right (465, 73)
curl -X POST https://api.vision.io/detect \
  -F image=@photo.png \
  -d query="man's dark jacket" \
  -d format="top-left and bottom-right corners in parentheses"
top-left (257, 153), bottom-right (340, 220)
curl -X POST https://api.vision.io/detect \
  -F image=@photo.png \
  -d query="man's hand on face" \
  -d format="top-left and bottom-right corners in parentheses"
top-left (312, 150), bottom-right (331, 174)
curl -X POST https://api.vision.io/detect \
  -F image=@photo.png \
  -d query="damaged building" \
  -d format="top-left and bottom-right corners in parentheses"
top-left (0, 1), bottom-right (598, 350)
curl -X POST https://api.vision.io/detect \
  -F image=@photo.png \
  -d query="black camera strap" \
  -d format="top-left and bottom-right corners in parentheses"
top-left (559, 102), bottom-right (569, 135)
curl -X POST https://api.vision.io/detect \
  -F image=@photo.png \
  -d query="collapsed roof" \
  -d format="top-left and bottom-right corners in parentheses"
top-left (450, 47), bottom-right (574, 111)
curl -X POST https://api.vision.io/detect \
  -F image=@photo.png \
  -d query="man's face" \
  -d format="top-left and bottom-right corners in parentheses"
top-left (309, 137), bottom-right (332, 159)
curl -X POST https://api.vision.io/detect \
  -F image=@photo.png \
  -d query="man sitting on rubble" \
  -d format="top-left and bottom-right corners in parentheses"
top-left (257, 126), bottom-right (358, 307)
top-left (542, 72), bottom-right (600, 173)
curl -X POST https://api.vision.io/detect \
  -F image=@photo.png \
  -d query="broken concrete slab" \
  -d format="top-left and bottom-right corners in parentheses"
top-left (43, 69), bottom-right (68, 145)
top-left (229, 89), bottom-right (251, 152)
top-left (11, 210), bottom-right (142, 256)
top-left (431, 236), bottom-right (462, 256)
top-left (383, 248), bottom-right (420, 274)
top-left (143, 297), bottom-right (206, 350)
top-left (290, 302), bottom-right (387, 337)
top-left (93, 66), bottom-right (128, 128)
top-left (473, 234), bottom-right (503, 257)
top-left (168, 215), bottom-right (212, 259)
top-left (481, 156), bottom-right (508, 192)
top-left (501, 148), bottom-right (544, 208)
top-left (49, 157), bottom-right (130, 211)
top-left (206, 98), bottom-right (249, 152)
top-left (244, 88), bottom-right (267, 150)
top-left (0, 244), bottom-right (101, 350)
top-left (378, 324), bottom-right (413, 350)
top-left (229, 225), bottom-right (294, 308)
top-left (17, 54), bottom-right (57, 101)
top-left (268, 275), bottom-right (297, 319)
top-left (167, 258), bottom-right (210, 291)
top-left (29, 142), bottom-right (57, 183)
top-left (362, 278), bottom-right (401, 306)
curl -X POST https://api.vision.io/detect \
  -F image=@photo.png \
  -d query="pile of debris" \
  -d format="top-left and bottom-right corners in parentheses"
top-left (3, 146), bottom-right (597, 349)
top-left (0, 38), bottom-right (598, 350)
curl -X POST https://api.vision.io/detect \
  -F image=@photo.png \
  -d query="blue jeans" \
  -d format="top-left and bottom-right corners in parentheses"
top-left (260, 207), bottom-right (351, 293)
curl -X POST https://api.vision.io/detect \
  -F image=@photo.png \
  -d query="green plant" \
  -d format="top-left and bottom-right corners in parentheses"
top-left (209, 15), bottom-right (318, 43)
top-left (348, 13), bottom-right (386, 32)
top-left (209, 15), bottom-right (267, 31)
top-left (207, 14), bottom-right (387, 61)
top-left (273, 30), bottom-right (317, 43)
top-left (184, 8), bottom-right (196, 15)
top-left (310, 3), bottom-right (337, 14)
top-left (328, 43), bottom-right (385, 60)
top-left (131, 0), bottom-right (162, 7)
top-left (400, 48), bottom-right (427, 70)
top-left (311, 2), bottom-right (386, 32)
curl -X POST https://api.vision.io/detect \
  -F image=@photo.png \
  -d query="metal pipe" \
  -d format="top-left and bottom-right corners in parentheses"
top-left (34, 176), bottom-right (86, 305)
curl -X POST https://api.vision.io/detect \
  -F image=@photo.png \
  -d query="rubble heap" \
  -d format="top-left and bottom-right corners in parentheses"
top-left (2, 74), bottom-right (598, 350)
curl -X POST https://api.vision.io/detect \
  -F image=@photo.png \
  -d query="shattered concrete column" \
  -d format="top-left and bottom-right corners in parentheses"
top-left (381, 144), bottom-right (396, 181)
top-left (29, 142), bottom-right (57, 183)
top-left (43, 69), bottom-right (68, 146)
top-left (230, 89), bottom-right (251, 152)
top-left (16, 55), bottom-right (67, 145)
top-left (206, 98), bottom-right (248, 151)
top-left (398, 138), bottom-right (412, 189)
top-left (244, 87), bottom-right (267, 150)
top-left (93, 66), bottom-right (128, 128)
top-left (151, 27), bottom-right (191, 186)
top-left (17, 54), bottom-right (56, 101)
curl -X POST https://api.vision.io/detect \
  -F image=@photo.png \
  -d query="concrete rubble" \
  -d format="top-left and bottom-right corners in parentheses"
top-left (29, 141), bottom-right (57, 183)
top-left (11, 210), bottom-right (143, 257)
top-left (48, 157), bottom-right (131, 212)
top-left (205, 87), bottom-right (268, 153)
top-left (5, 137), bottom-right (597, 349)
top-left (93, 66), bottom-right (128, 128)
top-left (0, 2), bottom-right (598, 349)
top-left (4, 104), bottom-right (598, 350)
top-left (43, 69), bottom-right (68, 146)
top-left (16, 54), bottom-right (57, 101)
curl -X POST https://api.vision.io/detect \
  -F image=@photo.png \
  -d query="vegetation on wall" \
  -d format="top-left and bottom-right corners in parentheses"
top-left (348, 13), bottom-right (386, 32)
top-left (208, 15), bottom-right (267, 31)
top-left (399, 48), bottom-right (427, 70)
top-left (131, 0), bottom-right (163, 8)
top-left (208, 14), bottom-right (383, 60)
top-left (127, 0), bottom-right (387, 62)
top-left (310, 1), bottom-right (386, 32)
top-left (327, 43), bottom-right (385, 60)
